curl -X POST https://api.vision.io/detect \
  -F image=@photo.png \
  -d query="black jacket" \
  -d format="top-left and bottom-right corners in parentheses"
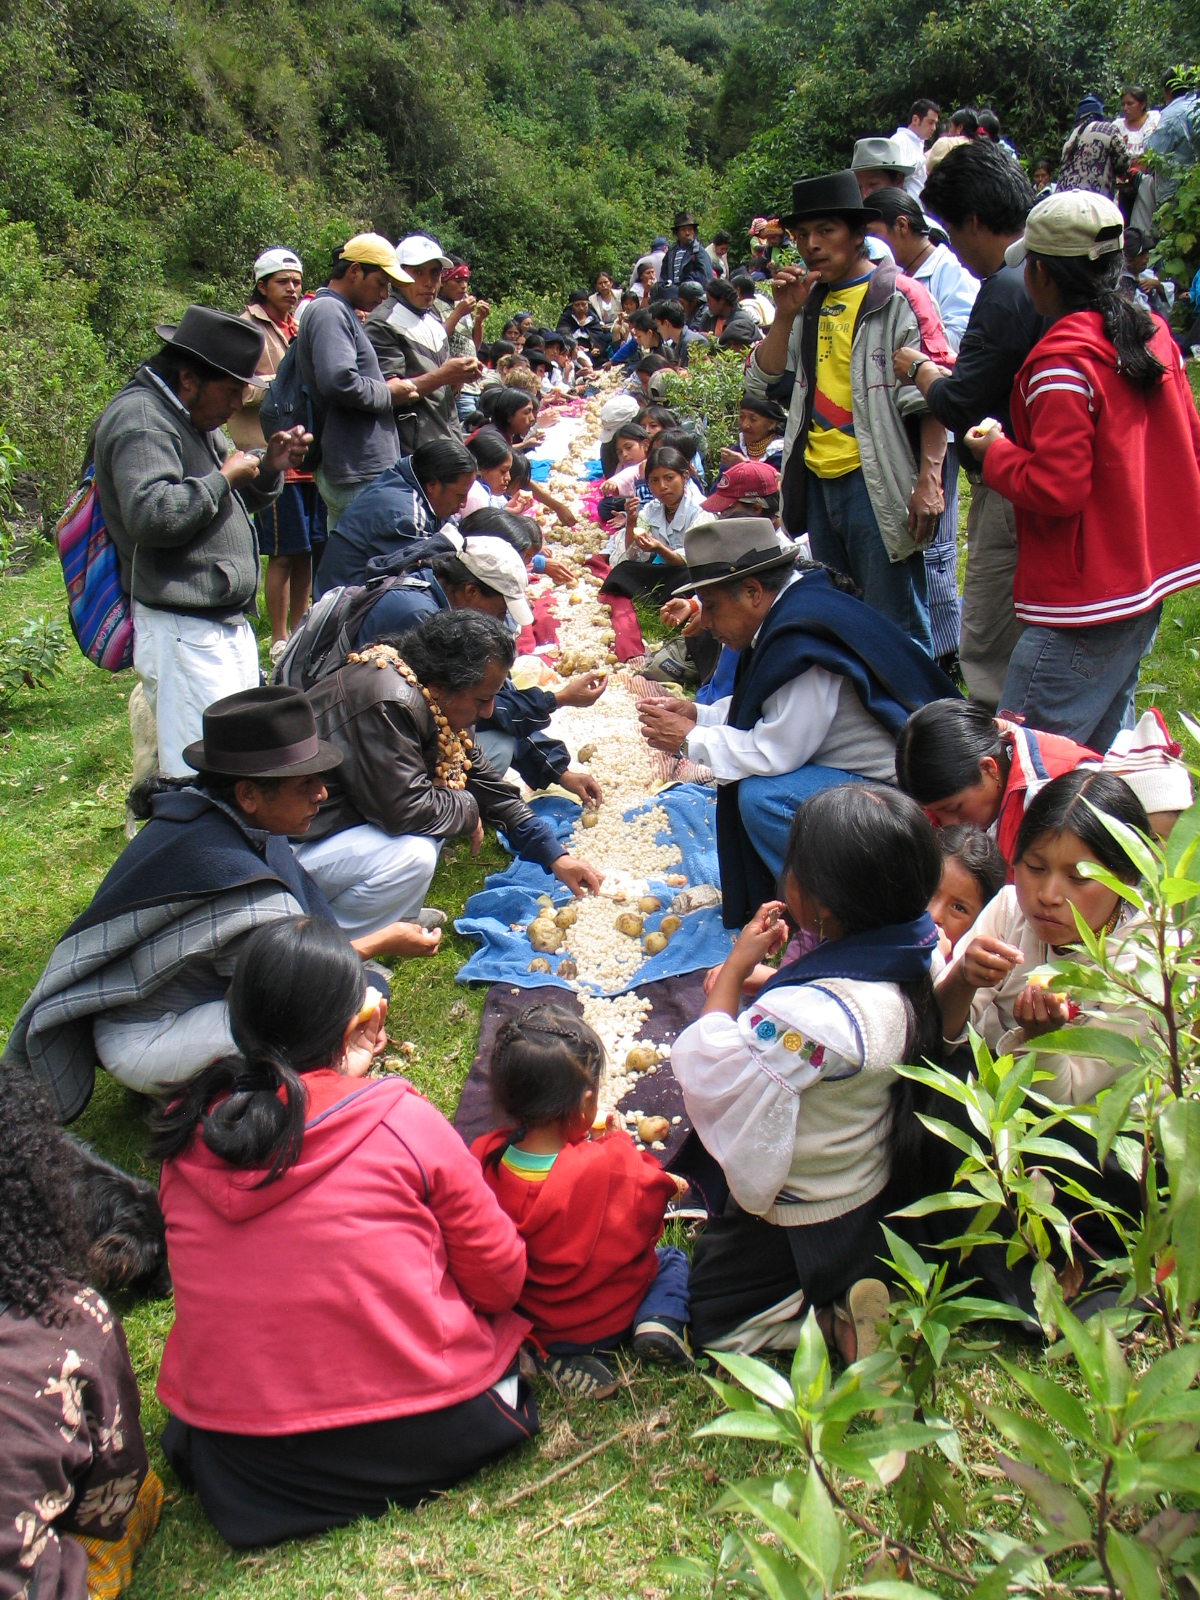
top-left (924, 264), bottom-right (1045, 439)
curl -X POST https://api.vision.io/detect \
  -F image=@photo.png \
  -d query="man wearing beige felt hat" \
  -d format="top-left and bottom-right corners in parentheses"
top-left (638, 517), bottom-right (956, 925)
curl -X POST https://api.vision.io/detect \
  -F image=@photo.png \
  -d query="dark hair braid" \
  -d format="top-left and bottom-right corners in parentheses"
top-left (1029, 249), bottom-right (1166, 390)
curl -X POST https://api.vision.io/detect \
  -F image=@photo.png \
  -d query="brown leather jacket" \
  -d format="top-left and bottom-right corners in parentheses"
top-left (302, 659), bottom-right (564, 869)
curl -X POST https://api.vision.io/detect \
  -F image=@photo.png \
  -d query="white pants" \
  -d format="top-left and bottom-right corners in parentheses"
top-left (132, 602), bottom-right (260, 777)
top-left (93, 1000), bottom-right (236, 1093)
top-left (293, 825), bottom-right (440, 936)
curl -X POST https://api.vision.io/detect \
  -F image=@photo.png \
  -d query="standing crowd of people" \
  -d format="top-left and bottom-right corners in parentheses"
top-left (4, 75), bottom-right (1200, 1594)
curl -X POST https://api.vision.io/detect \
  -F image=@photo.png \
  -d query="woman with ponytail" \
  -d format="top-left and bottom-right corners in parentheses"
top-left (965, 191), bottom-right (1200, 752)
top-left (151, 917), bottom-right (536, 1548)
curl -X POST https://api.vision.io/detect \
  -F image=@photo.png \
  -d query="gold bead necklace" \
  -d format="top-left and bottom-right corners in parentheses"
top-left (345, 643), bottom-right (473, 789)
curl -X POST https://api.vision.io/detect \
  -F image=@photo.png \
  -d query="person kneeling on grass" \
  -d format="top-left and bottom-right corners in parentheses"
top-left (638, 518), bottom-right (955, 929)
top-left (153, 916), bottom-right (537, 1547)
top-left (1, 1068), bottom-right (162, 1600)
top-left (296, 609), bottom-right (602, 938)
top-left (472, 1006), bottom-right (691, 1399)
top-left (671, 784), bottom-right (943, 1358)
top-left (3, 687), bottom-right (438, 1121)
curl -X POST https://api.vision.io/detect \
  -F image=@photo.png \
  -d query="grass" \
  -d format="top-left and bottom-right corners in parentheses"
top-left (3, 541), bottom-right (1199, 1597)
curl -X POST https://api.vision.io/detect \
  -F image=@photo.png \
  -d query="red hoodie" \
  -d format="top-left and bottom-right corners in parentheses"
top-left (982, 310), bottom-right (1200, 627)
top-left (472, 1127), bottom-right (678, 1347)
top-left (157, 1072), bottom-right (529, 1435)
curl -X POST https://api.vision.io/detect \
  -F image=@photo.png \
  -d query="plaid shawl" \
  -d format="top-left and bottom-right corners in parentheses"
top-left (4, 883), bottom-right (305, 1121)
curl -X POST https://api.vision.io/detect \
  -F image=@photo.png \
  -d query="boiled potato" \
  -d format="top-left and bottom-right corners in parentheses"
top-left (615, 912), bottom-right (644, 938)
top-left (624, 1044), bottom-right (658, 1071)
top-left (658, 914), bottom-right (682, 937)
top-left (638, 896), bottom-right (662, 914)
top-left (643, 932), bottom-right (668, 956)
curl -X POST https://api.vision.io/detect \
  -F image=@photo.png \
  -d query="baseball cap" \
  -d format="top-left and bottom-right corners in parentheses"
top-left (396, 233), bottom-right (453, 270)
top-left (253, 247), bottom-right (303, 281)
top-left (1005, 191), bottom-right (1124, 267)
top-left (459, 536), bottom-right (534, 628)
top-left (701, 459), bottom-right (781, 513)
top-left (339, 233), bottom-right (413, 284)
top-left (599, 393), bottom-right (641, 442)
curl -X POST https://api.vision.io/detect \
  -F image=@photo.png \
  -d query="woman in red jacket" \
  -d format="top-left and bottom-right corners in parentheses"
top-left (151, 917), bottom-right (536, 1548)
top-left (965, 191), bottom-right (1200, 752)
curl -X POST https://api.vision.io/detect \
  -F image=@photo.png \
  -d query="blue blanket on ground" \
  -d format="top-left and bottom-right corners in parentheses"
top-left (454, 783), bottom-right (733, 994)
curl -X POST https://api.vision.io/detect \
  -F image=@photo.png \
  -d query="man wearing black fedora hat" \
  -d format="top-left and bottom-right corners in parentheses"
top-left (638, 517), bottom-right (955, 927)
top-left (5, 687), bottom-right (440, 1119)
top-left (652, 210), bottom-right (714, 303)
top-left (741, 170), bottom-right (948, 656)
top-left (93, 307), bottom-right (313, 779)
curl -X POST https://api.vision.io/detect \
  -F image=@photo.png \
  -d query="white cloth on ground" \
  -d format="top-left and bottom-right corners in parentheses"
top-left (132, 599), bottom-right (259, 778)
top-left (293, 824), bottom-right (440, 934)
top-left (94, 999), bottom-right (237, 1092)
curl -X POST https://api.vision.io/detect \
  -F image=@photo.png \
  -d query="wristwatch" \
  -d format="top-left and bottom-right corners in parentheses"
top-left (905, 356), bottom-right (929, 382)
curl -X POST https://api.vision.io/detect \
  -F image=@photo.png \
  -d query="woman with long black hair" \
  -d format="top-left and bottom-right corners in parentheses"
top-left (152, 915), bottom-right (538, 1547)
top-left (671, 783), bottom-right (943, 1360)
top-left (965, 192), bottom-right (1200, 752)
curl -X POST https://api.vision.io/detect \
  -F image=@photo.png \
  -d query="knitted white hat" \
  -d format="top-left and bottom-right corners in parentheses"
top-left (1102, 708), bottom-right (1194, 814)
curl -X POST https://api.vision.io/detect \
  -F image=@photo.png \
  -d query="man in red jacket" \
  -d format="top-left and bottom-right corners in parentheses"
top-left (965, 191), bottom-right (1200, 750)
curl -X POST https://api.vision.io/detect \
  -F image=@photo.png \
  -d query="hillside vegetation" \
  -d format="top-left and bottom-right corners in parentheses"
top-left (0, 0), bottom-right (1195, 522)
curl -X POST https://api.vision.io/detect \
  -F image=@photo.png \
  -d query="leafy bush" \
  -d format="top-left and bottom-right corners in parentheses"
top-left (658, 350), bottom-right (754, 472)
top-left (0, 614), bottom-right (69, 711)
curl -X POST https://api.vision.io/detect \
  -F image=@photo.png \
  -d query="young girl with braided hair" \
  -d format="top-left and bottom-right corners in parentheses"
top-left (472, 1005), bottom-right (690, 1398)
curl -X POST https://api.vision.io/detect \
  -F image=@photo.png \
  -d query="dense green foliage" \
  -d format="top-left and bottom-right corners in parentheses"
top-left (1, 0), bottom-right (1197, 524)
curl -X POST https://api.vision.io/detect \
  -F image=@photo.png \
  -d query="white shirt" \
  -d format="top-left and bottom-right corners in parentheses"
top-left (892, 123), bottom-right (928, 196)
top-left (911, 242), bottom-right (979, 352)
top-left (1117, 109), bottom-right (1160, 153)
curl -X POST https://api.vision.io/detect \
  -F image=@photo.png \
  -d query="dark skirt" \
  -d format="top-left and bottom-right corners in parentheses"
top-left (162, 1374), bottom-right (538, 1548)
top-left (600, 558), bottom-right (691, 602)
top-left (255, 481), bottom-right (323, 557)
top-left (688, 1191), bottom-right (893, 1350)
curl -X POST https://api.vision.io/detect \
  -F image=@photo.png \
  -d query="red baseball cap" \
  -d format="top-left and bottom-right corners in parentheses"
top-left (701, 459), bottom-right (781, 513)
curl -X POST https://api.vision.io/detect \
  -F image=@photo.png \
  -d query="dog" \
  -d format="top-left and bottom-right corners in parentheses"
top-left (66, 1134), bottom-right (171, 1298)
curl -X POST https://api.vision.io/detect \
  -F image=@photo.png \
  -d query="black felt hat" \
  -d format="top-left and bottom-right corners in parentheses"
top-left (182, 686), bottom-right (342, 778)
top-left (153, 305), bottom-right (266, 385)
top-left (673, 209), bottom-right (697, 229)
top-left (780, 170), bottom-right (882, 229)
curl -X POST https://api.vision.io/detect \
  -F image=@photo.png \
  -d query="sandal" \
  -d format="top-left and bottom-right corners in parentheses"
top-left (541, 1352), bottom-right (619, 1400)
top-left (833, 1278), bottom-right (891, 1364)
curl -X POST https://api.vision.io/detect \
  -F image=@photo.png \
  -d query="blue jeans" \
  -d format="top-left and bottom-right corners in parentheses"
top-left (738, 765), bottom-right (866, 887)
top-left (806, 467), bottom-right (932, 655)
top-left (547, 1246), bottom-right (691, 1354)
top-left (925, 443), bottom-right (961, 662)
top-left (999, 604), bottom-right (1162, 753)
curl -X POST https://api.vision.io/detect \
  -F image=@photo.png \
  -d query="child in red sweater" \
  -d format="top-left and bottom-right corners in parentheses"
top-left (472, 1005), bottom-right (690, 1398)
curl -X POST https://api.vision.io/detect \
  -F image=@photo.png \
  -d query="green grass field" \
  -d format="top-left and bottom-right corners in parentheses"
top-left (3, 544), bottom-right (1198, 1598)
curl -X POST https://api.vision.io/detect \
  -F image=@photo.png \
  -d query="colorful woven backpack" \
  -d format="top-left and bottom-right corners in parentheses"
top-left (55, 465), bottom-right (134, 671)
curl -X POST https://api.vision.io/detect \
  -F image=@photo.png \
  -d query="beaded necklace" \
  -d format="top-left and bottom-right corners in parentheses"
top-left (346, 643), bottom-right (473, 789)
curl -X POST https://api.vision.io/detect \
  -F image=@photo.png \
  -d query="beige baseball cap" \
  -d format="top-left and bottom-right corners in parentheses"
top-left (339, 233), bottom-right (413, 284)
top-left (1006, 192), bottom-right (1124, 267)
top-left (459, 536), bottom-right (534, 628)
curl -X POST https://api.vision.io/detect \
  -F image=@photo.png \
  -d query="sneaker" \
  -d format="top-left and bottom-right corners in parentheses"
top-left (541, 1352), bottom-right (618, 1400)
top-left (632, 1316), bottom-right (693, 1367)
top-left (834, 1278), bottom-right (891, 1363)
top-left (269, 638), bottom-right (289, 666)
top-left (417, 906), bottom-right (447, 930)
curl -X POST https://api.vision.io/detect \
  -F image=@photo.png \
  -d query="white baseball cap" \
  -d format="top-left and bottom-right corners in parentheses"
top-left (458, 536), bottom-right (534, 628)
top-left (599, 393), bottom-right (641, 442)
top-left (1005, 191), bottom-right (1125, 267)
top-left (396, 233), bottom-right (454, 270)
top-left (253, 247), bottom-right (303, 281)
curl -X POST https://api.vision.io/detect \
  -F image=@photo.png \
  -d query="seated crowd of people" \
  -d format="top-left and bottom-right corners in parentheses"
top-left (5, 80), bottom-right (1200, 1593)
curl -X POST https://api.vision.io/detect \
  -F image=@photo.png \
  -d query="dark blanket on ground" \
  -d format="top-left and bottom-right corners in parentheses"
top-left (453, 970), bottom-right (707, 1170)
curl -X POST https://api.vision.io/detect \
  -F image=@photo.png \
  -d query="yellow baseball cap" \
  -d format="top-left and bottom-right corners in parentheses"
top-left (339, 232), bottom-right (413, 285)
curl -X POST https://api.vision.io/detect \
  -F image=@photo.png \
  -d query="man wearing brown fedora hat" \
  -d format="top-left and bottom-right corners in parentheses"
top-left (741, 170), bottom-right (948, 657)
top-left (4, 686), bottom-right (441, 1119)
top-left (94, 307), bottom-right (314, 780)
top-left (638, 517), bottom-right (954, 926)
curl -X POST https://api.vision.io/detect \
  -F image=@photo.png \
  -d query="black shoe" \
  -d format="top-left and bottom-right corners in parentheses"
top-left (632, 1316), bottom-right (693, 1367)
top-left (541, 1352), bottom-right (618, 1399)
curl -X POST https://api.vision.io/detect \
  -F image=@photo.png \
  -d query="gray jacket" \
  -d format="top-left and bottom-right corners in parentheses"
top-left (297, 289), bottom-right (400, 485)
top-left (93, 369), bottom-right (280, 615)
top-left (365, 293), bottom-right (463, 453)
top-left (743, 262), bottom-right (931, 562)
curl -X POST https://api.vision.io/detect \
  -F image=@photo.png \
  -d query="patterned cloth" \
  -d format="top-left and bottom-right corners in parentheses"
top-left (3, 884), bottom-right (303, 1119)
top-left (77, 1471), bottom-right (163, 1599)
top-left (1056, 118), bottom-right (1131, 198)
